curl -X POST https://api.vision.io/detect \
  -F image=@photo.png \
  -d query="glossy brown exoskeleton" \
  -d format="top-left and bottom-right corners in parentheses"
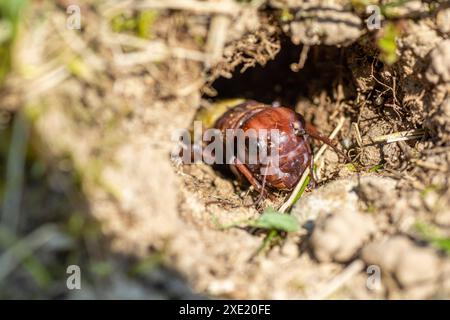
top-left (214, 100), bottom-right (345, 197)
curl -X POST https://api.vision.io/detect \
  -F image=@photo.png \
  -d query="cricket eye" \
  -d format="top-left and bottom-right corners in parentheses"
top-left (292, 122), bottom-right (305, 136)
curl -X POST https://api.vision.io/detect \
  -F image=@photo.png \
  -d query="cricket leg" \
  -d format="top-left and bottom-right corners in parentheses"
top-left (232, 157), bottom-right (269, 200)
top-left (305, 123), bottom-right (349, 161)
top-left (304, 136), bottom-right (317, 188)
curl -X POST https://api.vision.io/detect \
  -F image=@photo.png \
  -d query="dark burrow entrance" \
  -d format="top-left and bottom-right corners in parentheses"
top-left (207, 39), bottom-right (362, 109)
top-left (196, 40), bottom-right (369, 190)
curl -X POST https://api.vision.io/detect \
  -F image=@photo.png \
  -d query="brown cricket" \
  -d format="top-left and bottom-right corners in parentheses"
top-left (213, 100), bottom-right (346, 198)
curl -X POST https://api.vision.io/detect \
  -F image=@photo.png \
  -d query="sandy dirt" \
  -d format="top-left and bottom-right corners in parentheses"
top-left (1, 0), bottom-right (449, 299)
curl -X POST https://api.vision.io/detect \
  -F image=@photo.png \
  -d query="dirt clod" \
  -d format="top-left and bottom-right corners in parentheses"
top-left (309, 209), bottom-right (376, 263)
top-left (361, 236), bottom-right (446, 299)
top-left (287, 3), bottom-right (363, 46)
top-left (293, 177), bottom-right (389, 263)
top-left (426, 40), bottom-right (450, 84)
top-left (436, 7), bottom-right (450, 35)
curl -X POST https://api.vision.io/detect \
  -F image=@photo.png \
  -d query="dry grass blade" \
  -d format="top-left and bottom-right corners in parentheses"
top-left (26, 66), bottom-right (70, 100)
top-left (279, 117), bottom-right (345, 213)
top-left (412, 159), bottom-right (447, 172)
top-left (206, 15), bottom-right (231, 65)
top-left (135, 0), bottom-right (241, 15)
top-left (309, 259), bottom-right (365, 299)
top-left (113, 43), bottom-right (209, 66)
top-left (104, 32), bottom-right (209, 65)
top-left (0, 224), bottom-right (63, 283)
top-left (352, 122), bottom-right (363, 147)
top-left (372, 129), bottom-right (426, 144)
